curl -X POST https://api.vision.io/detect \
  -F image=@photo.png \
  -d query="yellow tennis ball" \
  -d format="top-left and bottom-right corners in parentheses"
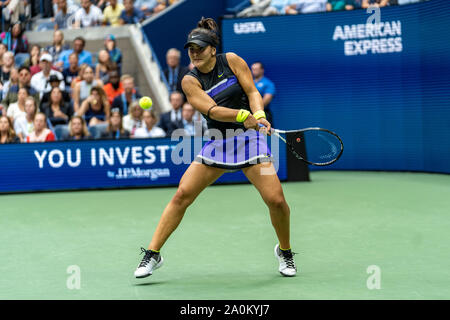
top-left (139, 96), bottom-right (153, 110)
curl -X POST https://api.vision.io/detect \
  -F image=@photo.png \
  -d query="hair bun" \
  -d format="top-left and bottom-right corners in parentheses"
top-left (197, 17), bottom-right (219, 33)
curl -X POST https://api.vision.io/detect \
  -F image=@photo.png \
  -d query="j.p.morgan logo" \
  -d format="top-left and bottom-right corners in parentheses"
top-left (233, 22), bottom-right (266, 34)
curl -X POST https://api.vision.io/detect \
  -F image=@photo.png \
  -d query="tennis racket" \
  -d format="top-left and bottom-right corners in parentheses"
top-left (260, 125), bottom-right (344, 166)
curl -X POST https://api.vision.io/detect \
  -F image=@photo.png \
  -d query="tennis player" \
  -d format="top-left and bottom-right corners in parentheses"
top-left (134, 18), bottom-right (297, 278)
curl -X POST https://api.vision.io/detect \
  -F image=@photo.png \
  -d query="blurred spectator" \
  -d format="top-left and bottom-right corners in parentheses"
top-left (362, 0), bottom-right (389, 7)
top-left (40, 87), bottom-right (73, 126)
top-left (119, 0), bottom-right (145, 25)
top-left (41, 74), bottom-right (72, 105)
top-left (41, 75), bottom-right (73, 134)
top-left (0, 43), bottom-right (7, 66)
top-left (6, 86), bottom-right (27, 122)
top-left (102, 0), bottom-right (124, 26)
top-left (251, 61), bottom-right (275, 124)
top-left (181, 102), bottom-right (206, 137)
top-left (73, 0), bottom-right (104, 28)
top-left (226, 0), bottom-right (252, 15)
top-left (111, 74), bottom-right (141, 115)
top-left (30, 53), bottom-right (65, 99)
top-left (352, 0), bottom-right (363, 8)
top-left (327, 0), bottom-right (355, 11)
top-left (26, 112), bottom-right (56, 142)
top-left (71, 63), bottom-right (87, 90)
top-left (286, 0), bottom-right (327, 14)
top-left (77, 85), bottom-right (110, 128)
top-left (63, 115), bottom-right (92, 140)
top-left (1, 66), bottom-right (40, 110)
top-left (134, 0), bottom-right (158, 16)
top-left (46, 30), bottom-right (70, 63)
top-left (22, 44), bottom-right (41, 72)
top-left (0, 51), bottom-right (14, 90)
top-left (1, 22), bottom-right (28, 55)
top-left (72, 65), bottom-right (102, 113)
top-left (2, 0), bottom-right (27, 26)
top-left (0, 115), bottom-right (20, 144)
top-left (100, 108), bottom-right (130, 139)
top-left (263, 0), bottom-right (297, 15)
top-left (104, 34), bottom-right (122, 72)
top-left (57, 37), bottom-right (93, 70)
top-left (133, 109), bottom-right (165, 138)
top-left (14, 96), bottom-right (36, 142)
top-left (41, 0), bottom-right (54, 18)
top-left (62, 52), bottom-right (79, 89)
top-left (103, 69), bottom-right (123, 105)
top-left (157, 90), bottom-right (184, 136)
top-left (153, 0), bottom-right (179, 14)
top-left (95, 49), bottom-right (117, 83)
top-left (164, 48), bottom-right (189, 95)
top-left (54, 0), bottom-right (78, 30)
top-left (92, 0), bottom-right (107, 11)
top-left (1, 66), bottom-right (18, 102)
top-left (236, 0), bottom-right (272, 17)
top-left (122, 101), bottom-right (143, 135)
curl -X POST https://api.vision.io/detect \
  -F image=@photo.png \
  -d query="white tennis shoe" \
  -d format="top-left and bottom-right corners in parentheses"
top-left (274, 244), bottom-right (297, 277)
top-left (134, 247), bottom-right (164, 278)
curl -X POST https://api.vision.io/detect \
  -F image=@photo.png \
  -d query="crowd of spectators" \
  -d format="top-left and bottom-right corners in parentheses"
top-left (0, 26), bottom-right (205, 144)
top-left (229, 0), bottom-right (428, 17)
top-left (0, 0), bottom-right (179, 32)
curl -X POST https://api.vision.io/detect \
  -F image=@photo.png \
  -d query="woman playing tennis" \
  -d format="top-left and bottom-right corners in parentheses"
top-left (134, 18), bottom-right (297, 278)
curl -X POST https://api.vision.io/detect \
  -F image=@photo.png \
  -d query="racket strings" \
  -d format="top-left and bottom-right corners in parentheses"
top-left (285, 130), bottom-right (342, 165)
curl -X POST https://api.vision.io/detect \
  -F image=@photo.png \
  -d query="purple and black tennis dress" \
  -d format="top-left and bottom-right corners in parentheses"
top-left (186, 53), bottom-right (273, 170)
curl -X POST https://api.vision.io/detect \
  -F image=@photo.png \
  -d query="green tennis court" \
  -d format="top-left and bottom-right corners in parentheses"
top-left (1, 171), bottom-right (449, 300)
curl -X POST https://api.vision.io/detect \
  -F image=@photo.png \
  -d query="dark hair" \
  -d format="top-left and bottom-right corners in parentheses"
top-left (74, 37), bottom-right (86, 46)
top-left (18, 66), bottom-right (30, 74)
top-left (252, 61), bottom-right (264, 69)
top-left (188, 17), bottom-right (220, 47)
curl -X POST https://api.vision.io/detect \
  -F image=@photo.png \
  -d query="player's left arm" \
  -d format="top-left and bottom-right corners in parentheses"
top-left (226, 52), bottom-right (271, 132)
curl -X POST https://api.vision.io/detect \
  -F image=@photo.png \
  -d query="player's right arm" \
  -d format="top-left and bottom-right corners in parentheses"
top-left (181, 75), bottom-right (258, 129)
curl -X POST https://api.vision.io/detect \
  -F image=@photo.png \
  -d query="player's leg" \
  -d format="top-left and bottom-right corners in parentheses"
top-left (242, 162), bottom-right (297, 276)
top-left (135, 162), bottom-right (226, 278)
top-left (148, 162), bottom-right (226, 251)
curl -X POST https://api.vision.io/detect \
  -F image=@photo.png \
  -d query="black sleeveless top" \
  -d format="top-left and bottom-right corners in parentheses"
top-left (185, 53), bottom-right (250, 135)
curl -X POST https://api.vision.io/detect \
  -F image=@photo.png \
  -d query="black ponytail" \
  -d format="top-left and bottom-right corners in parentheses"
top-left (188, 17), bottom-right (220, 47)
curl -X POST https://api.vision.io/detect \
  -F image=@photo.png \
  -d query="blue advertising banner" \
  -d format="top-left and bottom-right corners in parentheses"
top-left (0, 137), bottom-right (287, 193)
top-left (222, 0), bottom-right (450, 173)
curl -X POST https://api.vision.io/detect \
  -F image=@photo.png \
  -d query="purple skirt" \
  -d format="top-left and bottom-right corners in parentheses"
top-left (194, 129), bottom-right (273, 170)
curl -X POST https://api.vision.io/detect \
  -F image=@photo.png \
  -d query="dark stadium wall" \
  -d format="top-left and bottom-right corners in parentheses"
top-left (141, 0), bottom-right (226, 72)
top-left (221, 0), bottom-right (450, 174)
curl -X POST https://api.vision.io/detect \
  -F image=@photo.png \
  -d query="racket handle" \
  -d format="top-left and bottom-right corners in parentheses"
top-left (258, 123), bottom-right (271, 129)
top-left (258, 123), bottom-right (274, 132)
